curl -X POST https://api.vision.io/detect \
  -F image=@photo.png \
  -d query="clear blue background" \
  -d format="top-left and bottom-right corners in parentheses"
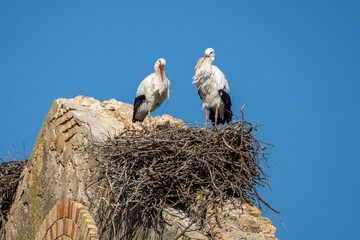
top-left (1, 1), bottom-right (359, 239)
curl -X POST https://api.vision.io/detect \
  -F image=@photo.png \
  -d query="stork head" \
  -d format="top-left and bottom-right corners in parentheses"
top-left (200, 48), bottom-right (215, 67)
top-left (155, 58), bottom-right (166, 80)
top-left (204, 48), bottom-right (215, 61)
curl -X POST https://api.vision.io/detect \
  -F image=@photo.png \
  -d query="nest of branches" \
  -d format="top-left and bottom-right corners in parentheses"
top-left (0, 153), bottom-right (27, 240)
top-left (89, 111), bottom-right (278, 238)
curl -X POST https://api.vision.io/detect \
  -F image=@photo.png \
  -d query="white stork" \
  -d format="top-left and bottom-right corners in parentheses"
top-left (193, 48), bottom-right (232, 128)
top-left (132, 58), bottom-right (170, 124)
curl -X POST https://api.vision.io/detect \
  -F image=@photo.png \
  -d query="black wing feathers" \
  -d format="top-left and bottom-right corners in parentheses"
top-left (219, 89), bottom-right (233, 124)
top-left (208, 90), bottom-right (232, 125)
top-left (197, 90), bottom-right (203, 100)
top-left (132, 95), bottom-right (146, 123)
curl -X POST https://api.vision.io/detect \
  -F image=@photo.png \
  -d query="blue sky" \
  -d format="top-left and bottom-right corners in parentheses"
top-left (1, 1), bottom-right (359, 239)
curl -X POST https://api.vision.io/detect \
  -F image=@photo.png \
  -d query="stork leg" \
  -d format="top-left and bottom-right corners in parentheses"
top-left (148, 108), bottom-right (152, 127)
top-left (205, 108), bottom-right (209, 129)
top-left (215, 105), bottom-right (219, 126)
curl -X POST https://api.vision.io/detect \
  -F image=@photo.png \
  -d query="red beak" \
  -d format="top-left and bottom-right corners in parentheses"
top-left (159, 64), bottom-right (164, 79)
top-left (201, 54), bottom-right (208, 66)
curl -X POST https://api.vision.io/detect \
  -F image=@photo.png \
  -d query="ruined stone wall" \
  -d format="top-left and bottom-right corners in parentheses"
top-left (4, 96), bottom-right (278, 240)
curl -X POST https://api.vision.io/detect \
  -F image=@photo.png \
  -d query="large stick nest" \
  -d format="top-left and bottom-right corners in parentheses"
top-left (0, 152), bottom-right (27, 240)
top-left (89, 111), bottom-right (278, 238)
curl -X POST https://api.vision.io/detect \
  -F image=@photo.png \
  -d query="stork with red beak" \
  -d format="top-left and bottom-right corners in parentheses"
top-left (132, 58), bottom-right (170, 125)
top-left (193, 48), bottom-right (232, 128)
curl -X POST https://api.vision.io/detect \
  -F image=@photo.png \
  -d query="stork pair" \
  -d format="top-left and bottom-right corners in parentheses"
top-left (132, 48), bottom-right (233, 128)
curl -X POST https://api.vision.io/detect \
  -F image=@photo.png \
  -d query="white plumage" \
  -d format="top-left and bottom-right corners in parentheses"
top-left (193, 48), bottom-right (232, 127)
top-left (132, 58), bottom-right (170, 123)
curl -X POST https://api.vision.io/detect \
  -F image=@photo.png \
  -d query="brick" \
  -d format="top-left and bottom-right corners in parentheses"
top-left (57, 220), bottom-right (63, 237)
top-left (62, 218), bottom-right (66, 236)
top-left (67, 219), bottom-right (73, 236)
top-left (89, 228), bottom-right (98, 237)
top-left (57, 201), bottom-right (65, 219)
top-left (66, 201), bottom-right (71, 218)
top-left (83, 217), bottom-right (94, 238)
top-left (71, 222), bottom-right (76, 238)
top-left (73, 227), bottom-right (80, 240)
top-left (72, 203), bottom-right (78, 222)
top-left (63, 218), bottom-right (71, 236)
top-left (85, 229), bottom-right (91, 240)
top-left (83, 214), bottom-right (93, 224)
top-left (88, 223), bottom-right (97, 230)
top-left (49, 226), bottom-right (54, 239)
top-left (69, 201), bottom-right (75, 219)
top-left (78, 209), bottom-right (89, 226)
top-left (75, 207), bottom-right (87, 223)
top-left (80, 219), bottom-right (88, 239)
top-left (63, 201), bottom-right (68, 219)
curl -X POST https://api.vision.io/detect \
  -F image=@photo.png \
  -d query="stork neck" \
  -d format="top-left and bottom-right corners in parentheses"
top-left (198, 57), bottom-right (213, 71)
top-left (155, 68), bottom-right (165, 82)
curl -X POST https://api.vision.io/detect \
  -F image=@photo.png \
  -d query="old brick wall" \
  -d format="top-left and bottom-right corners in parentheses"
top-left (35, 201), bottom-right (98, 240)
